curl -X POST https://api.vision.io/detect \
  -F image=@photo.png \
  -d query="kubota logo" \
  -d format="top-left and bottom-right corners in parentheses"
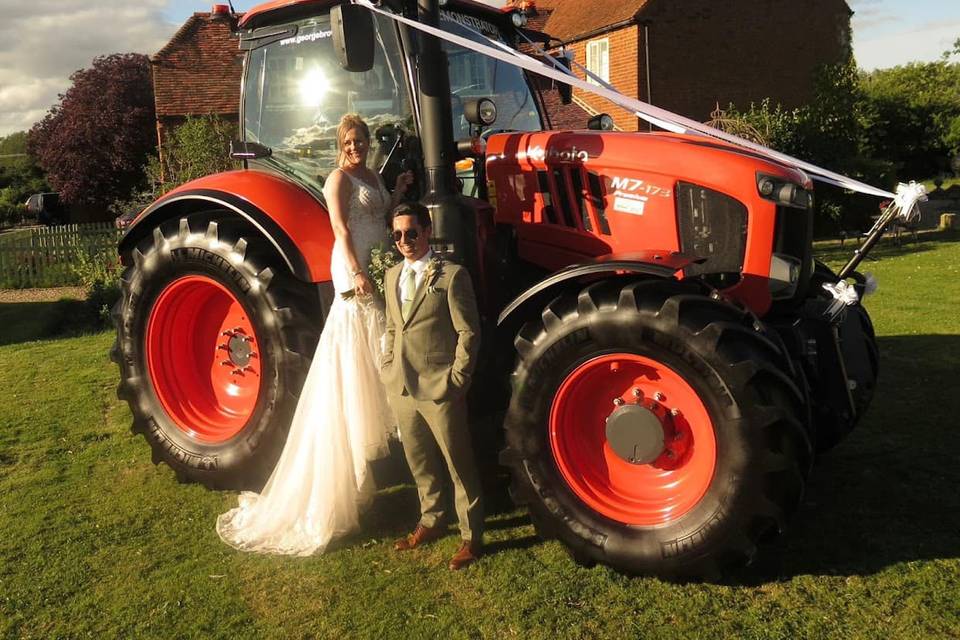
top-left (526, 146), bottom-right (590, 163)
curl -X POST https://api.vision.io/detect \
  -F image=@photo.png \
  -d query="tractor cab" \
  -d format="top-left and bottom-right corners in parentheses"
top-left (236, 2), bottom-right (542, 203)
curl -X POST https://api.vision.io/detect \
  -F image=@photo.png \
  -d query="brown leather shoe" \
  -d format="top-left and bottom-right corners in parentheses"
top-left (448, 540), bottom-right (482, 570)
top-left (394, 524), bottom-right (445, 551)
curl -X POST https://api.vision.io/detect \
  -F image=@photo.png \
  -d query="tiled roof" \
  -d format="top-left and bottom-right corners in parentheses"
top-left (537, 0), bottom-right (649, 43)
top-left (152, 13), bottom-right (243, 117)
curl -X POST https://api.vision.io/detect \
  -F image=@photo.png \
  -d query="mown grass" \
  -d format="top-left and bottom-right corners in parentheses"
top-left (1, 233), bottom-right (959, 639)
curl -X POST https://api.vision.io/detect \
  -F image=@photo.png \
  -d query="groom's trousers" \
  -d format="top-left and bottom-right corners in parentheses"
top-left (391, 391), bottom-right (484, 543)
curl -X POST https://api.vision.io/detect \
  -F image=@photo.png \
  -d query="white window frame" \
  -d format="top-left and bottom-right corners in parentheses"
top-left (585, 38), bottom-right (610, 86)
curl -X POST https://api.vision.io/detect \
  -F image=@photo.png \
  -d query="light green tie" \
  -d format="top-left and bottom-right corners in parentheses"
top-left (401, 267), bottom-right (416, 321)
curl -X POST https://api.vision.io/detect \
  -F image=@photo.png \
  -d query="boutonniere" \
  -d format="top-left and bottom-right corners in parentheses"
top-left (424, 254), bottom-right (444, 293)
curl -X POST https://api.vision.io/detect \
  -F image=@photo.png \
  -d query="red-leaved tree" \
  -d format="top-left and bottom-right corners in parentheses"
top-left (27, 54), bottom-right (156, 210)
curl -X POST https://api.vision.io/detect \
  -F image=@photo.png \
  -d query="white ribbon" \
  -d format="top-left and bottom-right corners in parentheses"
top-left (892, 181), bottom-right (926, 223)
top-left (355, 0), bottom-right (901, 198)
top-left (822, 279), bottom-right (862, 318)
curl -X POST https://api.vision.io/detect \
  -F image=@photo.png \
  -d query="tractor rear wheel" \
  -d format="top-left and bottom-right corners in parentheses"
top-left (808, 261), bottom-right (880, 452)
top-left (111, 214), bottom-right (320, 490)
top-left (502, 279), bottom-right (811, 578)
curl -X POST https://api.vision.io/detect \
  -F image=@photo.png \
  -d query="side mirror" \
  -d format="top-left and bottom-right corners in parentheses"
top-left (553, 53), bottom-right (573, 105)
top-left (587, 114), bottom-right (615, 131)
top-left (331, 4), bottom-right (375, 72)
top-left (230, 140), bottom-right (272, 160)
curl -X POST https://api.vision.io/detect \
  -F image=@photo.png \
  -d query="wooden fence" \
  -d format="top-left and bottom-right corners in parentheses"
top-left (0, 223), bottom-right (121, 289)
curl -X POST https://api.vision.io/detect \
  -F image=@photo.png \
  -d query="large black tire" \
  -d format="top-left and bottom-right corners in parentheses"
top-left (110, 214), bottom-right (320, 490)
top-left (502, 279), bottom-right (811, 579)
top-left (808, 261), bottom-right (880, 452)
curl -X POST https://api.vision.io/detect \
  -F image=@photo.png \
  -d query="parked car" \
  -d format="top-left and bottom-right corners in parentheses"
top-left (115, 208), bottom-right (138, 231)
top-left (25, 192), bottom-right (65, 225)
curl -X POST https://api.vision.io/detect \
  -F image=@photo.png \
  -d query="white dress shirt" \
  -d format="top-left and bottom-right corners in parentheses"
top-left (398, 249), bottom-right (434, 302)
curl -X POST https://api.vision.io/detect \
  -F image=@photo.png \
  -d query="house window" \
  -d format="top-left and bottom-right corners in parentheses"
top-left (585, 38), bottom-right (609, 86)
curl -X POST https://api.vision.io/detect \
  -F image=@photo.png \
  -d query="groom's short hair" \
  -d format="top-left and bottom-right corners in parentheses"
top-left (391, 201), bottom-right (432, 229)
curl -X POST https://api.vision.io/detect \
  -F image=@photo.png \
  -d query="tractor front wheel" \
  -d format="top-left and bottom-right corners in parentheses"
top-left (502, 279), bottom-right (811, 578)
top-left (111, 215), bottom-right (320, 489)
top-left (807, 261), bottom-right (880, 452)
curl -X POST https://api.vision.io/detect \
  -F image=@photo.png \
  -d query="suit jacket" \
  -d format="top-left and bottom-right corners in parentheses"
top-left (380, 256), bottom-right (480, 401)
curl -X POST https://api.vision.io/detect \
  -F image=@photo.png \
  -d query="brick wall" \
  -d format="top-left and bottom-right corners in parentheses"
top-left (567, 25), bottom-right (641, 131)
top-left (641, 0), bottom-right (851, 122)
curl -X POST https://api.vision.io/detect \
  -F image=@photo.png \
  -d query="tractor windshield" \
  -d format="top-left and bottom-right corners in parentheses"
top-left (440, 11), bottom-right (542, 138)
top-left (242, 14), bottom-right (412, 193)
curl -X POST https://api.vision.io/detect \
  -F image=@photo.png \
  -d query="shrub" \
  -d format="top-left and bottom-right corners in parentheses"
top-left (158, 115), bottom-right (238, 193)
top-left (69, 245), bottom-right (123, 326)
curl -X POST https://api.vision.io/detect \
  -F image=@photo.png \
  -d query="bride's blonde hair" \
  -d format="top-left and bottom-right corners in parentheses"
top-left (336, 114), bottom-right (371, 168)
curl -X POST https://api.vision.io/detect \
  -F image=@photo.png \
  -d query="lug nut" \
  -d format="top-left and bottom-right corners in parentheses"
top-left (613, 398), bottom-right (625, 406)
top-left (654, 392), bottom-right (666, 402)
top-left (670, 408), bottom-right (680, 417)
top-left (632, 388), bottom-right (642, 398)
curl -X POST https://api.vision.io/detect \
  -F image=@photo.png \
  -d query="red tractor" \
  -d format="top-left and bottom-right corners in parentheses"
top-left (112, 0), bottom-right (878, 578)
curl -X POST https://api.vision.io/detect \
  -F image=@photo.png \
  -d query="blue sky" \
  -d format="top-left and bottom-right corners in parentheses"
top-left (850, 0), bottom-right (960, 69)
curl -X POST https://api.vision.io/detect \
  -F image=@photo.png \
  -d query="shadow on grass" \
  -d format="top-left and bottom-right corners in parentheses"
top-left (731, 333), bottom-right (960, 583)
top-left (0, 299), bottom-right (102, 346)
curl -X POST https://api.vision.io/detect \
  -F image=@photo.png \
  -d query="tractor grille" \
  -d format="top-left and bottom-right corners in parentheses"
top-left (676, 182), bottom-right (748, 276)
top-left (534, 168), bottom-right (611, 235)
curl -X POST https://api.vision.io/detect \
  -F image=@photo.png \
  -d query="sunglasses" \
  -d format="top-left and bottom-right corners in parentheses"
top-left (392, 229), bottom-right (420, 243)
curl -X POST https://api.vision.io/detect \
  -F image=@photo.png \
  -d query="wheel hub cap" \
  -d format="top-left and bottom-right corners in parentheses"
top-left (605, 404), bottom-right (665, 464)
top-left (226, 331), bottom-right (253, 367)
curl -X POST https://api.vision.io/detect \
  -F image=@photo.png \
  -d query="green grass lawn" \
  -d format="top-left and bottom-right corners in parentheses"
top-left (1, 234), bottom-right (959, 639)
top-left (923, 177), bottom-right (960, 193)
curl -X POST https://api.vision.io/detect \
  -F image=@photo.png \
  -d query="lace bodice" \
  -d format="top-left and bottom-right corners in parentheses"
top-left (324, 169), bottom-right (391, 293)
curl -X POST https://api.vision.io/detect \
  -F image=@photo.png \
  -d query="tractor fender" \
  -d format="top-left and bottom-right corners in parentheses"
top-left (497, 251), bottom-right (699, 327)
top-left (119, 170), bottom-right (334, 282)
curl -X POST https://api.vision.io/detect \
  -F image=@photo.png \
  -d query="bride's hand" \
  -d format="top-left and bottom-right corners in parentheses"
top-left (394, 170), bottom-right (414, 195)
top-left (354, 271), bottom-right (373, 297)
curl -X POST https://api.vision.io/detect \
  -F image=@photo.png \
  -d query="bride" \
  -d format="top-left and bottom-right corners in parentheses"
top-left (217, 114), bottom-right (413, 555)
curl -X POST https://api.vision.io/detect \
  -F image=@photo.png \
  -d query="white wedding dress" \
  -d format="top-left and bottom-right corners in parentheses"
top-left (216, 170), bottom-right (394, 556)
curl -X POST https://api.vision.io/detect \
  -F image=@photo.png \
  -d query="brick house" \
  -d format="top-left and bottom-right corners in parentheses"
top-left (531, 0), bottom-right (853, 131)
top-left (151, 7), bottom-right (243, 172)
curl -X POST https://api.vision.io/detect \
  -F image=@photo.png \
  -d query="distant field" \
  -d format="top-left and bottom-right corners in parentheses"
top-left (1, 233), bottom-right (958, 639)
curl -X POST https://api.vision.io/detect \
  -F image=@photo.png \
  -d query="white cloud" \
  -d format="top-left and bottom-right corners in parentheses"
top-left (855, 19), bottom-right (960, 70)
top-left (0, 0), bottom-right (176, 137)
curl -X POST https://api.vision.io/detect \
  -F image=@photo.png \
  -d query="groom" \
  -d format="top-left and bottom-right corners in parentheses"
top-left (380, 202), bottom-right (484, 570)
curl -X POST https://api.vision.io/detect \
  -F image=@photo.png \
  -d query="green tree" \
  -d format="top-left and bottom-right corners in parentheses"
top-left (0, 132), bottom-right (49, 227)
top-left (860, 60), bottom-right (960, 179)
top-left (159, 114), bottom-right (238, 189)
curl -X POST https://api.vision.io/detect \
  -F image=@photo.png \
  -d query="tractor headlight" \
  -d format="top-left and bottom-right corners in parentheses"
top-left (511, 12), bottom-right (528, 28)
top-left (769, 253), bottom-right (802, 299)
top-left (757, 174), bottom-right (812, 209)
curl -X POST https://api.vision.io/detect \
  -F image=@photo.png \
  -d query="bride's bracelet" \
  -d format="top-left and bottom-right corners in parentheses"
top-left (351, 269), bottom-right (364, 278)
